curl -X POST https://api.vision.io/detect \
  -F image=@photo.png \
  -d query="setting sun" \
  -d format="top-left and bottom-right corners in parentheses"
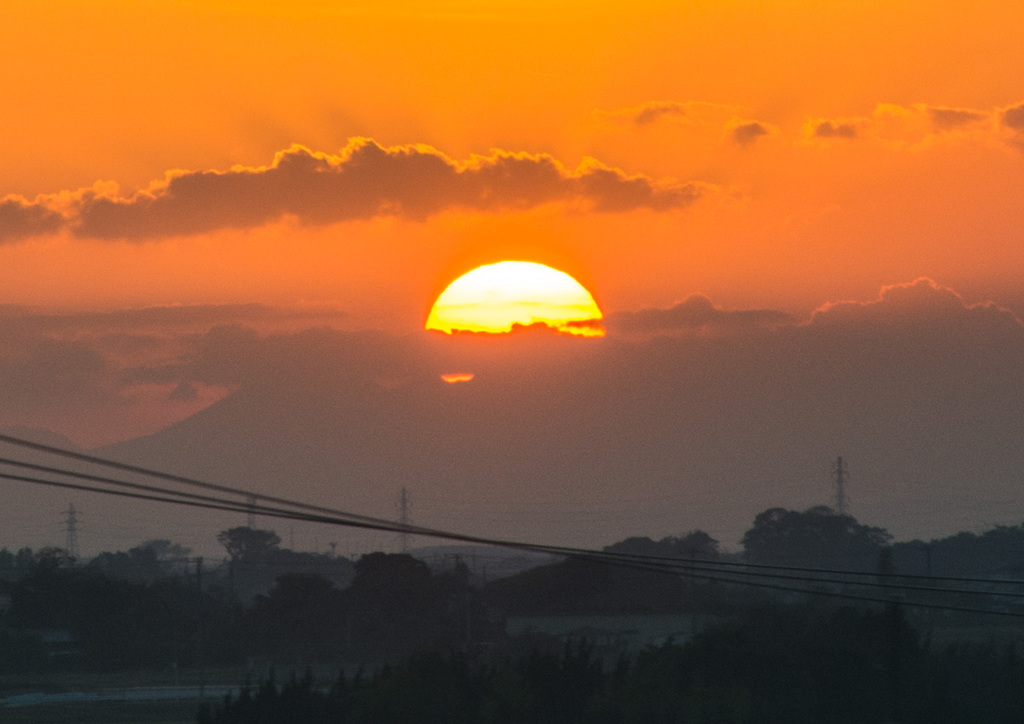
top-left (425, 261), bottom-right (604, 337)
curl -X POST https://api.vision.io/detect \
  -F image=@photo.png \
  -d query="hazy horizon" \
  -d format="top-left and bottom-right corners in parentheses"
top-left (1, 275), bottom-right (1022, 559)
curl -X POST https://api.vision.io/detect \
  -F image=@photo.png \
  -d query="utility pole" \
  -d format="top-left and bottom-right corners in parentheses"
top-left (246, 495), bottom-right (257, 529)
top-left (833, 456), bottom-right (848, 515)
top-left (397, 487), bottom-right (411, 552)
top-left (878, 548), bottom-right (902, 721)
top-left (196, 557), bottom-right (205, 700)
top-left (63, 504), bottom-right (79, 562)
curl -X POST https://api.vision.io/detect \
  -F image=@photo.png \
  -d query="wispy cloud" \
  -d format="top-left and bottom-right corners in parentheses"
top-left (807, 103), bottom-right (1001, 146)
top-left (600, 100), bottom-right (743, 127)
top-left (927, 106), bottom-right (988, 130)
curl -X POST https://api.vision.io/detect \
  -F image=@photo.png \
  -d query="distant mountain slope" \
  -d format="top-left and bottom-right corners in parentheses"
top-left (1, 425), bottom-right (81, 451)
top-left (95, 317), bottom-right (1024, 552)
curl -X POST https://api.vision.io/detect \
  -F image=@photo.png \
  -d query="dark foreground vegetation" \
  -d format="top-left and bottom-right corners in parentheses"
top-left (199, 606), bottom-right (1024, 724)
top-left (3, 506), bottom-right (1024, 721)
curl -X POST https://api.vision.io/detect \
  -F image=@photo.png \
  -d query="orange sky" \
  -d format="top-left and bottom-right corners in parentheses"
top-left (2, 0), bottom-right (1024, 331)
top-left (5, 1), bottom-right (1024, 553)
top-left (1, 0), bottom-right (1024, 453)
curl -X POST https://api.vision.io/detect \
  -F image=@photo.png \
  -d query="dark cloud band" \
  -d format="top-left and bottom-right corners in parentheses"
top-left (607, 295), bottom-right (794, 335)
top-left (1003, 103), bottom-right (1024, 130)
top-left (0, 139), bottom-right (708, 243)
top-left (0, 198), bottom-right (64, 242)
top-left (731, 121), bottom-right (770, 146)
top-left (813, 120), bottom-right (858, 139)
top-left (928, 106), bottom-right (987, 130)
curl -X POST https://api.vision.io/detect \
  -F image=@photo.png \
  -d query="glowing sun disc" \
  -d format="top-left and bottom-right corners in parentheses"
top-left (425, 261), bottom-right (604, 336)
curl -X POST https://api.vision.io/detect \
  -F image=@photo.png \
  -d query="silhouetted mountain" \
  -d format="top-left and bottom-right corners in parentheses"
top-left (0, 425), bottom-right (80, 451)
top-left (90, 293), bottom-right (1024, 554)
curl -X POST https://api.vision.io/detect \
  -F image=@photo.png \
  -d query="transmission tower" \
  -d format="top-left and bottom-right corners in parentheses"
top-left (63, 503), bottom-right (80, 561)
top-left (833, 456), bottom-right (849, 515)
top-left (397, 487), bottom-right (412, 552)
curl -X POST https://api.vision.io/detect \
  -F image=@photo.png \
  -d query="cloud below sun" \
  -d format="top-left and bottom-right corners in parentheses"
top-left (1, 276), bottom-right (1021, 547)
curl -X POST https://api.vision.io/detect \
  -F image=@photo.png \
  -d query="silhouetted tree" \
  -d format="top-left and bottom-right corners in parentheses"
top-left (217, 527), bottom-right (281, 562)
top-left (605, 530), bottom-right (719, 559)
top-left (742, 506), bottom-right (891, 570)
top-left (349, 552), bottom-right (432, 603)
top-left (14, 547), bottom-right (34, 573)
top-left (484, 551), bottom-right (716, 616)
top-left (89, 539), bottom-right (191, 583)
top-left (34, 546), bottom-right (69, 570)
top-left (0, 547), bottom-right (41, 581)
top-left (140, 538), bottom-right (192, 561)
top-left (344, 553), bottom-right (453, 659)
top-left (893, 522), bottom-right (1024, 578)
top-left (5, 564), bottom-right (238, 670)
top-left (246, 573), bottom-right (347, 661)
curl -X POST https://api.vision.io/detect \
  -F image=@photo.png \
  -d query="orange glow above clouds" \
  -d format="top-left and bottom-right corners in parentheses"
top-left (4, 1), bottom-right (1024, 324)
top-left (4, 0), bottom-right (1024, 435)
top-left (425, 261), bottom-right (605, 336)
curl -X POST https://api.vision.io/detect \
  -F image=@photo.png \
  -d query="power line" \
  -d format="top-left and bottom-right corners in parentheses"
top-left (595, 555), bottom-right (1024, 621)
top-left (3, 466), bottom-right (1024, 619)
top-left (587, 546), bottom-right (1024, 588)
top-left (0, 432), bottom-right (394, 528)
top-left (0, 448), bottom-right (1007, 592)
top-left (592, 552), bottom-right (1024, 600)
top-left (2, 432), bottom-right (1024, 617)
top-left (1, 439), bottom-right (1012, 589)
top-left (4, 442), bottom-right (1019, 593)
top-left (5, 432), bottom-right (1017, 588)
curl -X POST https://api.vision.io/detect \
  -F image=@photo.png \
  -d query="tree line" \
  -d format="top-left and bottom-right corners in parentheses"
top-left (1, 506), bottom-right (1023, 680)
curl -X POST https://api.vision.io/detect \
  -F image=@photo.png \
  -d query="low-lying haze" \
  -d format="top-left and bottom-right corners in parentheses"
top-left (1, 278), bottom-right (1019, 556)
